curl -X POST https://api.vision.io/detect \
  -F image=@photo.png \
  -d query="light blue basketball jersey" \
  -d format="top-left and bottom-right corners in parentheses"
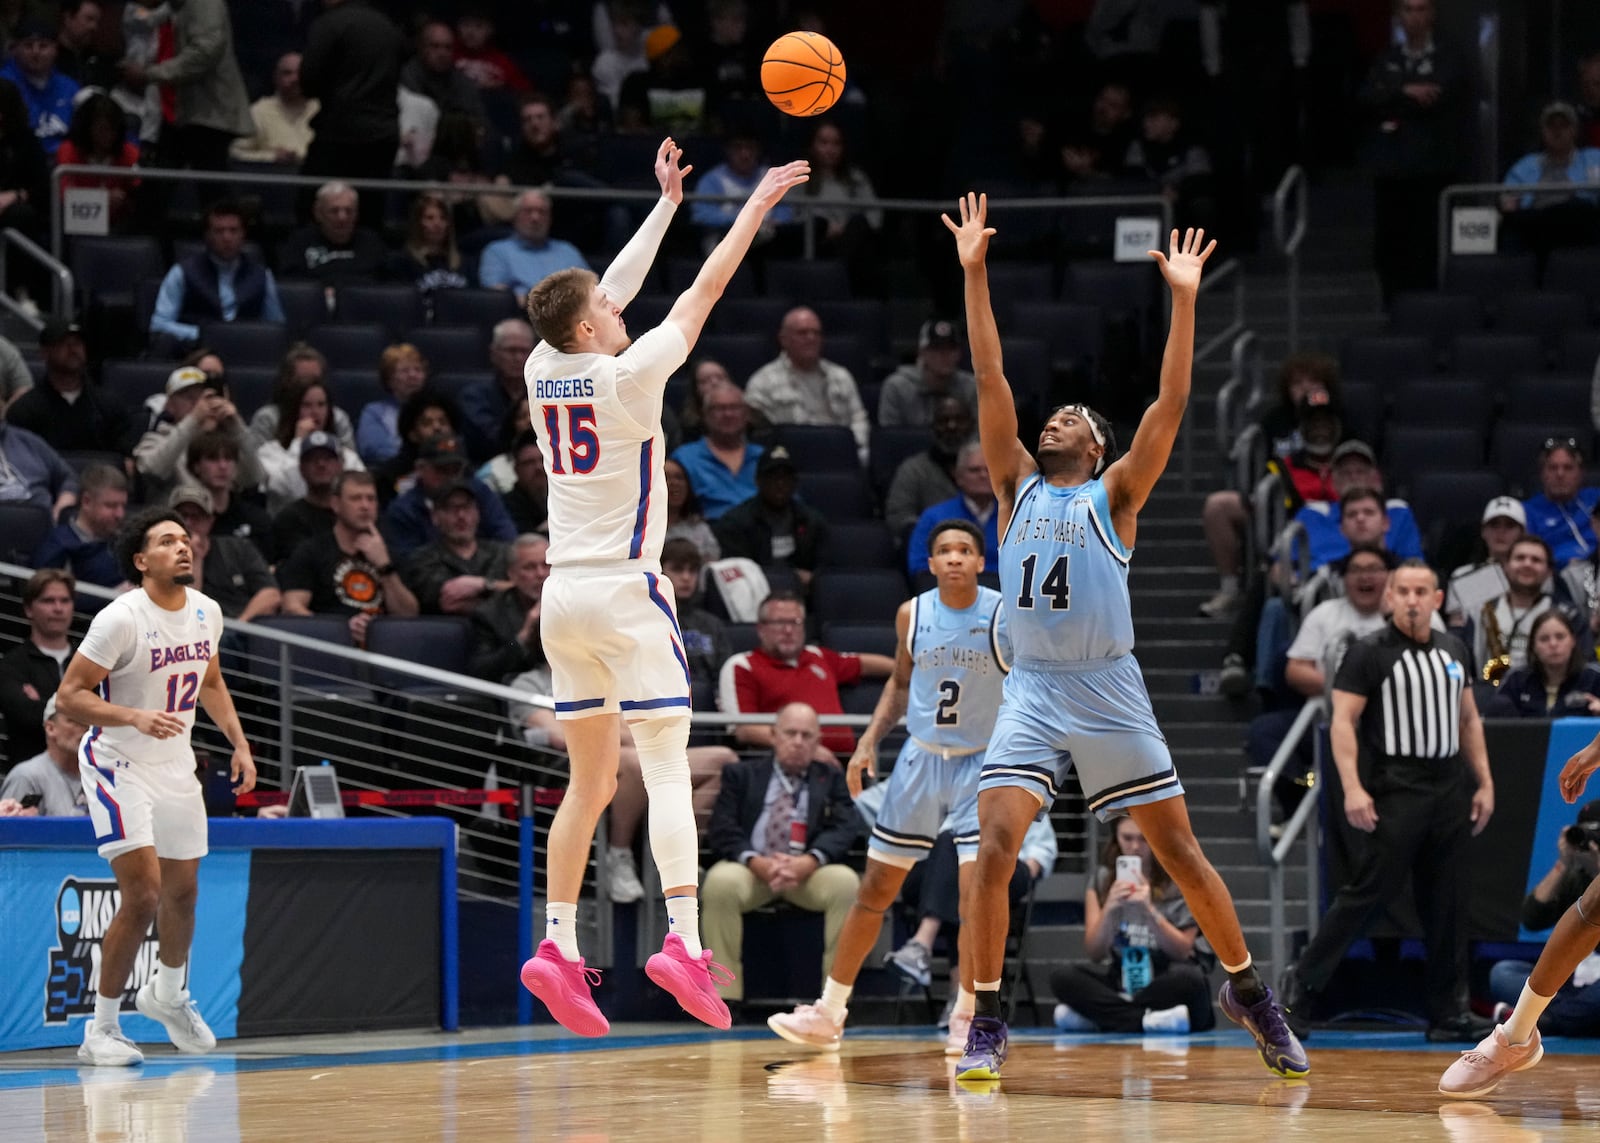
top-left (999, 474), bottom-right (1133, 664)
top-left (904, 585), bottom-right (1009, 750)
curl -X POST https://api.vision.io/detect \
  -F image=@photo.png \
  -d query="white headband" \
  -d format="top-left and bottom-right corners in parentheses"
top-left (1060, 405), bottom-right (1107, 474)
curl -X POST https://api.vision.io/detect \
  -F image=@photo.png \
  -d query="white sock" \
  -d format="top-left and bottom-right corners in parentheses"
top-left (1219, 573), bottom-right (1240, 593)
top-left (953, 986), bottom-right (976, 1018)
top-left (154, 959), bottom-right (185, 1004)
top-left (1220, 954), bottom-right (1252, 974)
top-left (666, 895), bottom-right (702, 957)
top-left (94, 992), bottom-right (122, 1032)
top-left (545, 901), bottom-right (580, 961)
top-left (1502, 980), bottom-right (1554, 1044)
top-left (819, 977), bottom-right (852, 1021)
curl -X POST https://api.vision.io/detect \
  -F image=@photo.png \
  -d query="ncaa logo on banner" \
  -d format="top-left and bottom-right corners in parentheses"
top-left (44, 878), bottom-right (161, 1024)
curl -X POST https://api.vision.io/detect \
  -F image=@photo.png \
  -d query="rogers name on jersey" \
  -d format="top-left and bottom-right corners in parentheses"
top-left (532, 378), bottom-right (595, 400)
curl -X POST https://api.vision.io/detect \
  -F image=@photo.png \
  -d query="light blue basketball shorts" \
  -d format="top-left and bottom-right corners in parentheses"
top-left (868, 738), bottom-right (984, 867)
top-left (980, 654), bottom-right (1183, 821)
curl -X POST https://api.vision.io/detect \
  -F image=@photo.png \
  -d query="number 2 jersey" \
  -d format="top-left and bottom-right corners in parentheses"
top-left (905, 585), bottom-right (1010, 751)
top-left (1000, 474), bottom-right (1135, 665)
top-left (525, 323), bottom-right (690, 569)
top-left (77, 587), bottom-right (224, 766)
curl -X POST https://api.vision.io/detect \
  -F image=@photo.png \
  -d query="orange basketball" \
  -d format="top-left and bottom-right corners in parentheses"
top-left (761, 32), bottom-right (846, 117)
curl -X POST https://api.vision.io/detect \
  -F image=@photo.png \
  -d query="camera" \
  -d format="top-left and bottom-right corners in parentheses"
top-left (1563, 820), bottom-right (1600, 849)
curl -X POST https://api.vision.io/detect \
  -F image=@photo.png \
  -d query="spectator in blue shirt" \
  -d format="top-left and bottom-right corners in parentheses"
top-left (0, 414), bottom-right (77, 519)
top-left (670, 381), bottom-right (762, 520)
top-left (904, 441), bottom-right (999, 578)
top-left (1525, 437), bottom-right (1600, 566)
top-left (477, 190), bottom-right (587, 306)
top-left (151, 199), bottom-right (285, 349)
top-left (1502, 102), bottom-right (1600, 211)
top-left (688, 128), bottom-right (795, 254)
top-left (0, 19), bottom-right (78, 158)
top-left (380, 431), bottom-right (516, 559)
top-left (1290, 441), bottom-right (1423, 569)
top-left (32, 462), bottom-right (127, 588)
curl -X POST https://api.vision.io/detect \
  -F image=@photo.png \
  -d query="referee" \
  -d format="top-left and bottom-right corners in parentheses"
top-left (1282, 560), bottom-right (1496, 1042)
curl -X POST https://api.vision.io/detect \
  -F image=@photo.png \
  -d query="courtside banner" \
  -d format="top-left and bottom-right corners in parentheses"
top-left (1520, 717), bottom-right (1600, 940)
top-left (0, 838), bottom-right (247, 1051)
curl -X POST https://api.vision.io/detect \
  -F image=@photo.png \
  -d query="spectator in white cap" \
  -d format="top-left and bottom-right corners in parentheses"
top-left (259, 426), bottom-right (359, 516)
top-left (877, 318), bottom-right (976, 428)
top-left (0, 694), bottom-right (89, 816)
top-left (134, 365), bottom-right (262, 505)
top-left (1445, 495), bottom-right (1527, 626)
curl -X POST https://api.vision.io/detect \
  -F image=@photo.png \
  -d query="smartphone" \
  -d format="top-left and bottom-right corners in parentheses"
top-left (19, 793), bottom-right (42, 809)
top-left (1115, 855), bottom-right (1144, 885)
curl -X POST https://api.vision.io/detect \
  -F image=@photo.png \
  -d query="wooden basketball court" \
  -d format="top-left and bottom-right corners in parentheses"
top-left (3, 1024), bottom-right (1595, 1141)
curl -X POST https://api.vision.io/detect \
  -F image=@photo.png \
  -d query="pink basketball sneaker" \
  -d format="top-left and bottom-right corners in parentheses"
top-left (646, 934), bottom-right (734, 1029)
top-left (520, 940), bottom-right (609, 1037)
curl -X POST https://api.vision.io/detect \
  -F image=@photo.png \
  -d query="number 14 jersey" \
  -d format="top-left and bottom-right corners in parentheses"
top-left (1001, 474), bottom-right (1135, 665)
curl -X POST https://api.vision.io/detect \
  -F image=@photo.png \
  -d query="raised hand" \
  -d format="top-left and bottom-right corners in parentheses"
top-left (1561, 736), bottom-right (1600, 803)
top-left (654, 137), bottom-right (692, 205)
top-left (748, 159), bottom-right (809, 212)
top-left (1148, 227), bottom-right (1218, 300)
top-left (940, 192), bottom-right (996, 268)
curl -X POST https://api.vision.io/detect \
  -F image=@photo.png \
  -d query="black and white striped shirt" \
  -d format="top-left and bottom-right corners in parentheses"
top-left (1333, 624), bottom-right (1470, 763)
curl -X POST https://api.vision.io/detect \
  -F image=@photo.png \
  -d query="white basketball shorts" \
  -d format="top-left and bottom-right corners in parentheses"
top-left (80, 735), bottom-right (209, 862)
top-left (541, 568), bottom-right (693, 720)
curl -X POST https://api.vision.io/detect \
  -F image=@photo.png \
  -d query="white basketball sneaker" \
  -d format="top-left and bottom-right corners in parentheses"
top-left (78, 1021), bottom-right (144, 1067)
top-left (136, 984), bottom-right (217, 1053)
top-left (768, 1003), bottom-right (846, 1050)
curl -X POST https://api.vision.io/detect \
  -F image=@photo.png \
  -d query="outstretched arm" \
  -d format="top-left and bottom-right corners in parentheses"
top-left (941, 193), bottom-right (1035, 525)
top-left (598, 138), bottom-right (689, 310)
top-left (664, 159), bottom-right (809, 348)
top-left (1104, 228), bottom-right (1216, 530)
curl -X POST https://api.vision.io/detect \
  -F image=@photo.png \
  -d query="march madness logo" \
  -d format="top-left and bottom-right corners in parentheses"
top-left (45, 878), bottom-right (160, 1025)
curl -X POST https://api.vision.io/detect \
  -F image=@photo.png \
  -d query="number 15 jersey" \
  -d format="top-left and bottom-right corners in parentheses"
top-left (77, 587), bottom-right (224, 766)
top-left (1000, 475), bottom-right (1135, 665)
top-left (525, 323), bottom-right (690, 569)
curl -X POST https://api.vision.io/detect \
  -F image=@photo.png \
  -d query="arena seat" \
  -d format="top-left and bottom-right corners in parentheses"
top-left (811, 568), bottom-right (907, 626)
top-left (1442, 253), bottom-right (1537, 307)
top-left (1495, 291), bottom-right (1587, 350)
top-left (406, 326), bottom-right (486, 373)
top-left (1388, 378), bottom-right (1493, 433)
top-left (366, 616), bottom-right (472, 692)
top-left (1382, 426), bottom-right (1485, 494)
top-left (1542, 247), bottom-right (1600, 315)
top-left (692, 334), bottom-right (770, 387)
top-left (430, 287), bottom-right (521, 330)
top-left (664, 256), bottom-right (755, 299)
top-left (335, 284), bottom-right (424, 340)
top-left (102, 359), bottom-right (175, 407)
top-left (765, 259), bottom-right (850, 303)
top-left (1336, 381), bottom-right (1385, 448)
top-left (1341, 334), bottom-right (1434, 384)
top-left (820, 622), bottom-right (898, 657)
top-left (1489, 421), bottom-right (1589, 494)
top-left (796, 470), bottom-right (875, 520)
top-left (1503, 375), bottom-right (1591, 425)
top-left (820, 520), bottom-right (898, 569)
top-left (1448, 332), bottom-right (1544, 386)
top-left (1408, 469), bottom-right (1506, 540)
top-left (226, 366), bottom-right (276, 418)
top-left (275, 279), bottom-right (328, 337)
top-left (1010, 301), bottom-right (1103, 381)
top-left (773, 424), bottom-right (860, 472)
top-left (1387, 292), bottom-right (1483, 348)
top-left (712, 297), bottom-right (790, 337)
top-left (1560, 329), bottom-right (1600, 373)
top-left (199, 321), bottom-right (290, 367)
top-left (0, 503), bottom-right (51, 565)
top-left (809, 299), bottom-right (888, 359)
top-left (307, 323), bottom-right (389, 371)
top-left (70, 236), bottom-right (163, 312)
top-left (868, 425), bottom-right (928, 498)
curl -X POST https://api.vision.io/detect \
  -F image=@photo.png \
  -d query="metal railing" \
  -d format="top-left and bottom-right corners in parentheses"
top-left (50, 161), bottom-right (1174, 266)
top-left (1214, 329), bottom-right (1265, 472)
top-left (0, 561), bottom-right (1094, 902)
top-left (1273, 166), bottom-right (1308, 352)
top-left (0, 229), bottom-right (74, 327)
top-left (1435, 178), bottom-right (1600, 284)
top-left (1253, 695), bottom-right (1326, 981)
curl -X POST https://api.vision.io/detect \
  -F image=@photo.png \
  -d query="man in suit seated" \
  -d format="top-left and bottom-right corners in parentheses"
top-left (701, 702), bottom-right (863, 1014)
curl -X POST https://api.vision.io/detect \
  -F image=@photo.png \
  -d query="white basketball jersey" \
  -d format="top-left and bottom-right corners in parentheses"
top-left (77, 587), bottom-right (224, 766)
top-left (525, 323), bottom-right (688, 568)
